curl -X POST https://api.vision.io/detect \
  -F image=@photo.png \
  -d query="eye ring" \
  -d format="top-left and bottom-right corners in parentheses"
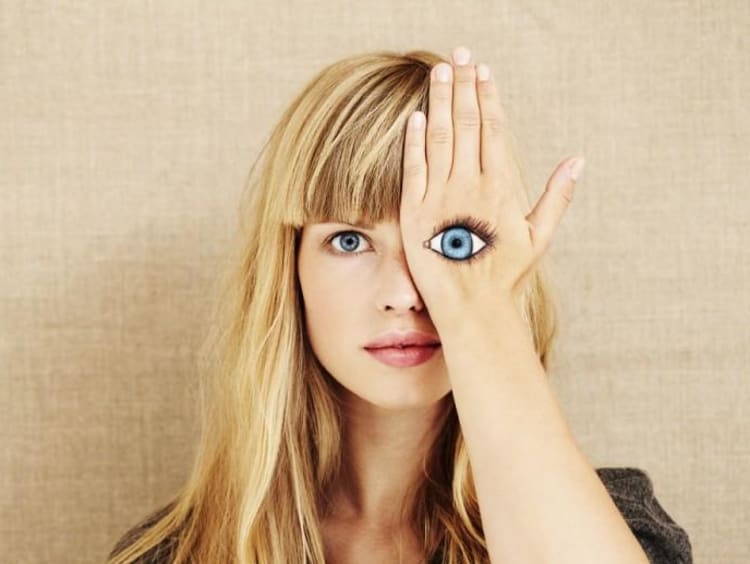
top-left (423, 215), bottom-right (497, 263)
top-left (427, 226), bottom-right (488, 261)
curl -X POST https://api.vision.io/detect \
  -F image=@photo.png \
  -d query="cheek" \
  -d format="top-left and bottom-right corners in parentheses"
top-left (303, 268), bottom-right (357, 316)
top-left (309, 289), bottom-right (351, 327)
top-left (300, 269), bottom-right (361, 354)
top-left (297, 245), bottom-right (372, 367)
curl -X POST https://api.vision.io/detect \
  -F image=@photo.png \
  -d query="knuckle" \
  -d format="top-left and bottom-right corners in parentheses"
top-left (481, 113), bottom-right (504, 136)
top-left (454, 109), bottom-right (480, 128)
top-left (453, 72), bottom-right (475, 85)
top-left (430, 87), bottom-right (451, 104)
top-left (559, 189), bottom-right (573, 204)
top-left (427, 125), bottom-right (452, 145)
top-left (405, 139), bottom-right (422, 152)
top-left (478, 81), bottom-right (500, 102)
top-left (403, 162), bottom-right (424, 178)
top-left (490, 186), bottom-right (513, 207)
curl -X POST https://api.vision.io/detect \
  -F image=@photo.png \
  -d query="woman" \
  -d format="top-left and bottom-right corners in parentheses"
top-left (108, 46), bottom-right (692, 563)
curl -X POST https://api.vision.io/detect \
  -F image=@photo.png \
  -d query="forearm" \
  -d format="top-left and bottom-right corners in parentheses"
top-left (440, 299), bottom-right (649, 564)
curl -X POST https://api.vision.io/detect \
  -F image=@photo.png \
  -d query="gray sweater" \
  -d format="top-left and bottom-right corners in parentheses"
top-left (109, 466), bottom-right (693, 563)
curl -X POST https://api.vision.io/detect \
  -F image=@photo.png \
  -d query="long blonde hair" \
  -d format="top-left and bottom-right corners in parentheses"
top-left (107, 48), bottom-right (560, 564)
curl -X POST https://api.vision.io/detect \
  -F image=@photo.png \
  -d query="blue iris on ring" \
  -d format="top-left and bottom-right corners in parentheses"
top-left (443, 227), bottom-right (472, 259)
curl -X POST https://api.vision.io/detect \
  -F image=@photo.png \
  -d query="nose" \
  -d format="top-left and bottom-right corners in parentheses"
top-left (375, 256), bottom-right (425, 313)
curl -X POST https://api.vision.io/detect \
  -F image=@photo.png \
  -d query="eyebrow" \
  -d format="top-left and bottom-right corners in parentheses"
top-left (319, 219), bottom-right (375, 230)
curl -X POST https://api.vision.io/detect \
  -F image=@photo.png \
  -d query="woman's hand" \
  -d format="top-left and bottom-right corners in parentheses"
top-left (400, 46), bottom-right (585, 325)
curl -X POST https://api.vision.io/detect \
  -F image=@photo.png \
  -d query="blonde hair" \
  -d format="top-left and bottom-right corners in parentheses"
top-left (107, 48), bottom-right (560, 564)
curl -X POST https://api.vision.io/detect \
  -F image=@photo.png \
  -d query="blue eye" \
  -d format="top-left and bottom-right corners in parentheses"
top-left (327, 231), bottom-right (371, 255)
top-left (427, 226), bottom-right (488, 261)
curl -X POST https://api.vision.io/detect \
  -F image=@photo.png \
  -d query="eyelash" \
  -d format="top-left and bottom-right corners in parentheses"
top-left (324, 230), bottom-right (372, 256)
top-left (430, 215), bottom-right (497, 249)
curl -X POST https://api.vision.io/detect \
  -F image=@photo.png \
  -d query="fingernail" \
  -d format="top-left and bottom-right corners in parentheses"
top-left (477, 63), bottom-right (490, 82)
top-left (568, 157), bottom-right (586, 181)
top-left (452, 46), bottom-right (471, 66)
top-left (436, 64), bottom-right (451, 82)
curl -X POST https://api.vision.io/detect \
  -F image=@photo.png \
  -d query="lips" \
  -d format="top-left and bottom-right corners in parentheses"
top-left (364, 329), bottom-right (441, 349)
top-left (365, 343), bottom-right (440, 367)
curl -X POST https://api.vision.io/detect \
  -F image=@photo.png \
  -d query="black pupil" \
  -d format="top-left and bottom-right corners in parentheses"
top-left (342, 233), bottom-right (358, 250)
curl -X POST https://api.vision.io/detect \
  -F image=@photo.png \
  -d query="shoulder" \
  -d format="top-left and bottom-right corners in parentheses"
top-left (108, 502), bottom-right (178, 563)
top-left (595, 466), bottom-right (693, 563)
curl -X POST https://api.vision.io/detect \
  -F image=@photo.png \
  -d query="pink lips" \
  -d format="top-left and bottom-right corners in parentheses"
top-left (365, 344), bottom-right (440, 367)
top-left (364, 329), bottom-right (441, 349)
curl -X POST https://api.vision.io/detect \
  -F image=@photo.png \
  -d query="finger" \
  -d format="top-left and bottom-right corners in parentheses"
top-left (402, 111), bottom-right (428, 208)
top-left (525, 157), bottom-right (585, 255)
top-left (426, 62), bottom-right (453, 188)
top-left (450, 47), bottom-right (480, 179)
top-left (475, 63), bottom-right (514, 178)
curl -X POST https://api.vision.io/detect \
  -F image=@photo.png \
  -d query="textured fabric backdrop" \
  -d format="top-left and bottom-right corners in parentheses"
top-left (1, 2), bottom-right (746, 563)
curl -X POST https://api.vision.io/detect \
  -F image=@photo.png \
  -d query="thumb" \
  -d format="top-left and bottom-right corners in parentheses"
top-left (525, 156), bottom-right (585, 253)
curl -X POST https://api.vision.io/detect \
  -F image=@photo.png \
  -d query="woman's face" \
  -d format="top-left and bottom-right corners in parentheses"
top-left (297, 219), bottom-right (452, 409)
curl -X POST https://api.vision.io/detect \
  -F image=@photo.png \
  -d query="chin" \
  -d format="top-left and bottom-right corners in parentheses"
top-left (355, 376), bottom-right (452, 411)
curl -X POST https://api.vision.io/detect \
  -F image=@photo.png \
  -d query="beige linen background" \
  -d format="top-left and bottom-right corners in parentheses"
top-left (1, 1), bottom-right (746, 563)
